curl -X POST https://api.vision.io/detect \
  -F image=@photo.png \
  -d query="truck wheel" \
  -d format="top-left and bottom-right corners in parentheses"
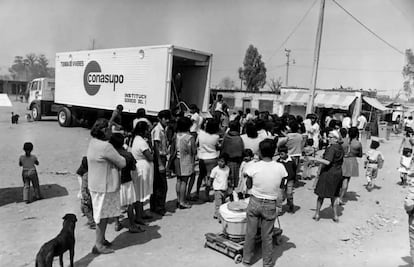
top-left (58, 107), bottom-right (72, 127)
top-left (234, 254), bottom-right (243, 264)
top-left (32, 104), bottom-right (42, 121)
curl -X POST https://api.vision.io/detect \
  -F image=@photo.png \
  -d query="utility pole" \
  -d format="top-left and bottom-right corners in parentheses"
top-left (306, 0), bottom-right (325, 115)
top-left (285, 49), bottom-right (291, 87)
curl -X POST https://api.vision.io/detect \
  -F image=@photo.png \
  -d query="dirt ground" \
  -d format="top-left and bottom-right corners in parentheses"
top-left (0, 99), bottom-right (412, 267)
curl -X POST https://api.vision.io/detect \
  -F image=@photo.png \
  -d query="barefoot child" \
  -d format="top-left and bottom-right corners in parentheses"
top-left (233, 149), bottom-right (254, 200)
top-left (76, 156), bottom-right (95, 229)
top-left (302, 139), bottom-right (316, 180)
top-left (398, 148), bottom-right (413, 186)
top-left (277, 146), bottom-right (297, 213)
top-left (404, 175), bottom-right (414, 264)
top-left (364, 140), bottom-right (384, 191)
top-left (209, 153), bottom-right (230, 220)
top-left (399, 128), bottom-right (414, 154)
top-left (19, 142), bottom-right (42, 203)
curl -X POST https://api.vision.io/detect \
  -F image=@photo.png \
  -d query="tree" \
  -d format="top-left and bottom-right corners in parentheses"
top-left (403, 49), bottom-right (414, 98)
top-left (8, 53), bottom-right (54, 81)
top-left (36, 54), bottom-right (50, 77)
top-left (239, 44), bottom-right (267, 92)
top-left (8, 56), bottom-right (26, 80)
top-left (219, 77), bottom-right (235, 89)
top-left (268, 77), bottom-right (283, 94)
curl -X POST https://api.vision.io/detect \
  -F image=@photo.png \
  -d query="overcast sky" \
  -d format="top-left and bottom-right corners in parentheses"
top-left (1, 0), bottom-right (413, 96)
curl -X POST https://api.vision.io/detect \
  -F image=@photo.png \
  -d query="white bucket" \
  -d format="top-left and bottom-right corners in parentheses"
top-left (219, 199), bottom-right (248, 238)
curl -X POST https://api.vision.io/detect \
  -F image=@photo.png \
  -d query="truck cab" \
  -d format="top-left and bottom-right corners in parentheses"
top-left (27, 78), bottom-right (56, 120)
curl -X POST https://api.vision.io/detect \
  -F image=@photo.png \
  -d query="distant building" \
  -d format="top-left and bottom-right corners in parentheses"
top-left (211, 86), bottom-right (388, 125)
top-left (0, 79), bottom-right (28, 95)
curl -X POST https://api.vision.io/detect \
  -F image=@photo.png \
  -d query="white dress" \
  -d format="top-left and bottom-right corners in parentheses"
top-left (130, 135), bottom-right (154, 202)
top-left (120, 181), bottom-right (137, 206)
top-left (398, 155), bottom-right (412, 174)
top-left (90, 191), bottom-right (121, 224)
top-left (310, 123), bottom-right (320, 149)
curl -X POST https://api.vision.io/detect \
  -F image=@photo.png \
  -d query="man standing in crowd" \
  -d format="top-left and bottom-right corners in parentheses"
top-left (243, 139), bottom-right (288, 266)
top-left (189, 104), bottom-right (203, 139)
top-left (108, 104), bottom-right (124, 134)
top-left (305, 114), bottom-right (320, 150)
top-left (211, 94), bottom-right (228, 122)
top-left (150, 110), bottom-right (171, 216)
top-left (342, 113), bottom-right (351, 130)
top-left (279, 121), bottom-right (303, 176)
top-left (245, 108), bottom-right (255, 122)
top-left (324, 112), bottom-right (333, 129)
top-left (357, 113), bottom-right (367, 141)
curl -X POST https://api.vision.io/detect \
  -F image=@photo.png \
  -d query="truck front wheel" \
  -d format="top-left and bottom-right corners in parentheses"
top-left (58, 107), bottom-right (72, 127)
top-left (32, 104), bottom-right (42, 121)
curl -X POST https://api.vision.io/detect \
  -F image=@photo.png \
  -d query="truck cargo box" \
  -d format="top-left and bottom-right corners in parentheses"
top-left (55, 45), bottom-right (212, 116)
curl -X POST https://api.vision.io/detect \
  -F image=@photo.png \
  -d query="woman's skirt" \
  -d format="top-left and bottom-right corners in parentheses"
top-left (342, 157), bottom-right (359, 177)
top-left (314, 167), bottom-right (342, 198)
top-left (120, 181), bottom-right (137, 206)
top-left (133, 159), bottom-right (154, 202)
top-left (90, 190), bottom-right (121, 224)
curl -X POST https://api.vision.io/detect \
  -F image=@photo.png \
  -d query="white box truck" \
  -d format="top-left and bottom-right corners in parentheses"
top-left (27, 77), bottom-right (55, 120)
top-left (28, 45), bottom-right (213, 129)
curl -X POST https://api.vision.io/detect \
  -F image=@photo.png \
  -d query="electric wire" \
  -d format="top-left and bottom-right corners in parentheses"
top-left (266, 0), bottom-right (319, 63)
top-left (331, 0), bottom-right (404, 55)
top-left (292, 64), bottom-right (401, 73)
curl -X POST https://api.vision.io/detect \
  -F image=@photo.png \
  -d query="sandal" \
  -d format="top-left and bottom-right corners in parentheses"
top-left (312, 215), bottom-right (320, 221)
top-left (178, 203), bottom-right (192, 209)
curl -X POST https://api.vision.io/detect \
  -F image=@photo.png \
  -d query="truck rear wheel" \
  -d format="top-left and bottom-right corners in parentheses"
top-left (32, 104), bottom-right (42, 121)
top-left (58, 107), bottom-right (72, 127)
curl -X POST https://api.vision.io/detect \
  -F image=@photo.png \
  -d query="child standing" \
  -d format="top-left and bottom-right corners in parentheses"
top-left (234, 149), bottom-right (255, 200)
top-left (110, 133), bottom-right (144, 233)
top-left (209, 153), bottom-right (230, 220)
top-left (302, 139), bottom-right (316, 180)
top-left (19, 142), bottom-right (42, 203)
top-left (364, 140), bottom-right (384, 191)
top-left (76, 156), bottom-right (95, 229)
top-left (277, 146), bottom-right (297, 213)
top-left (399, 128), bottom-right (414, 154)
top-left (404, 172), bottom-right (414, 265)
top-left (398, 148), bottom-right (413, 186)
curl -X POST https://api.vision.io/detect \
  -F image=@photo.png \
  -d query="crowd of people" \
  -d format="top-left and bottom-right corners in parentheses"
top-left (19, 95), bottom-right (395, 265)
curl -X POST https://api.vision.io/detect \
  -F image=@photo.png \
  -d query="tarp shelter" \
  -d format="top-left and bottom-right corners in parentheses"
top-left (362, 96), bottom-right (389, 111)
top-left (0, 94), bottom-right (12, 107)
top-left (280, 91), bottom-right (357, 110)
top-left (314, 93), bottom-right (357, 110)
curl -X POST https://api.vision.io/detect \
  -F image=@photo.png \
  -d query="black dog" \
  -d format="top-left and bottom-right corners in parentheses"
top-left (11, 112), bottom-right (19, 124)
top-left (35, 214), bottom-right (77, 267)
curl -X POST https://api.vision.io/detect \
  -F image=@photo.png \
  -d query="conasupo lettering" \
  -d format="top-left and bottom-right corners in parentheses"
top-left (88, 73), bottom-right (124, 84)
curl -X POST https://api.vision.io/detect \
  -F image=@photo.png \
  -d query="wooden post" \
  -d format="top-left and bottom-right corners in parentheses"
top-left (306, 0), bottom-right (326, 115)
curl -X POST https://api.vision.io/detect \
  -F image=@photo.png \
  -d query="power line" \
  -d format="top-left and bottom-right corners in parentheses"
top-left (331, 0), bottom-right (404, 55)
top-left (267, 63), bottom-right (286, 71)
top-left (292, 64), bottom-right (402, 73)
top-left (267, 0), bottom-right (319, 63)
